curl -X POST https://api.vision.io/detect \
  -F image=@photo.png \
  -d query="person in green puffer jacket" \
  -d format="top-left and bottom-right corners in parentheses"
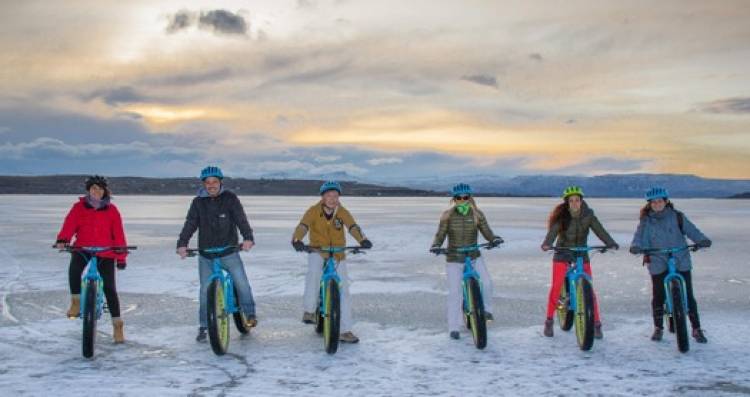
top-left (541, 185), bottom-right (619, 339)
top-left (431, 183), bottom-right (503, 340)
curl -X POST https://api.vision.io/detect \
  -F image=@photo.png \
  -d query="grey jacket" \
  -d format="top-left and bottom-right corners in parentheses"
top-left (630, 207), bottom-right (710, 275)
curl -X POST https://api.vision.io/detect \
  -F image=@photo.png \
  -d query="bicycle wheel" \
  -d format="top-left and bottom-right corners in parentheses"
top-left (323, 279), bottom-right (340, 354)
top-left (232, 285), bottom-right (250, 335)
top-left (207, 279), bottom-right (230, 355)
top-left (81, 279), bottom-right (98, 358)
top-left (671, 280), bottom-right (690, 353)
top-left (557, 283), bottom-right (574, 331)
top-left (467, 278), bottom-right (487, 350)
top-left (574, 279), bottom-right (595, 351)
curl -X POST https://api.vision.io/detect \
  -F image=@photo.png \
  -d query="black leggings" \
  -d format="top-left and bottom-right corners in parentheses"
top-left (651, 270), bottom-right (700, 329)
top-left (68, 253), bottom-right (120, 318)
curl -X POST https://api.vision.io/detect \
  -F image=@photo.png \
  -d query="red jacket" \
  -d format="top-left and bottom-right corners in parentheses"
top-left (56, 197), bottom-right (128, 263)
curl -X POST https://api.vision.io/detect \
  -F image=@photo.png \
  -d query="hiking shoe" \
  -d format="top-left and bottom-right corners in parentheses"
top-left (113, 318), bottom-right (125, 344)
top-left (544, 318), bottom-right (554, 337)
top-left (196, 327), bottom-right (207, 342)
top-left (485, 312), bottom-right (494, 322)
top-left (244, 315), bottom-right (257, 329)
top-left (66, 295), bottom-right (80, 319)
top-left (302, 312), bottom-right (316, 324)
top-left (594, 321), bottom-right (603, 339)
top-left (449, 331), bottom-right (460, 340)
top-left (651, 327), bottom-right (663, 341)
top-left (692, 328), bottom-right (707, 343)
top-left (340, 332), bottom-right (360, 344)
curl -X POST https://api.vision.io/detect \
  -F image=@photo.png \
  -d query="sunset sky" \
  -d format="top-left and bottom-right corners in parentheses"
top-left (1, 1), bottom-right (749, 180)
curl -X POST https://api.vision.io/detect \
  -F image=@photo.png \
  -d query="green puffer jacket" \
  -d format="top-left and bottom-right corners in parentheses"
top-left (432, 206), bottom-right (497, 263)
top-left (542, 203), bottom-right (616, 263)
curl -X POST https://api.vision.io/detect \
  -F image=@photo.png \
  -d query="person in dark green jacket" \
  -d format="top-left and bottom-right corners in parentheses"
top-left (431, 183), bottom-right (503, 340)
top-left (541, 186), bottom-right (619, 339)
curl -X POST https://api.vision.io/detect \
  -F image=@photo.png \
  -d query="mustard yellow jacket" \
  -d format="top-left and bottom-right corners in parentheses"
top-left (292, 202), bottom-right (366, 261)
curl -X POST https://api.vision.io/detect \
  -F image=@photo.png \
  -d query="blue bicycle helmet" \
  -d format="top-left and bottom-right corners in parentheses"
top-left (451, 183), bottom-right (473, 197)
top-left (200, 166), bottom-right (224, 181)
top-left (645, 186), bottom-right (669, 201)
top-left (320, 181), bottom-right (342, 195)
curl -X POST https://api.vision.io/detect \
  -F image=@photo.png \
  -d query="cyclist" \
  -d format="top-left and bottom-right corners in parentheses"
top-left (629, 187), bottom-right (711, 343)
top-left (541, 185), bottom-right (618, 339)
top-left (430, 183), bottom-right (503, 340)
top-left (55, 175), bottom-right (129, 343)
top-left (177, 166), bottom-right (257, 342)
top-left (291, 181), bottom-right (372, 344)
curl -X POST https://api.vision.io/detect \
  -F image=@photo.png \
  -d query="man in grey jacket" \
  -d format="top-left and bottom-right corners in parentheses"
top-left (630, 187), bottom-right (711, 343)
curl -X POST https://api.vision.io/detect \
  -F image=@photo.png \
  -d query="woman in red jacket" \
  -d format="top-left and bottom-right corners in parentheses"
top-left (55, 175), bottom-right (129, 343)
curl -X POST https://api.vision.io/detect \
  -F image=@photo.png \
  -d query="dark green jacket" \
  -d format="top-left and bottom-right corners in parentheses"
top-left (542, 203), bottom-right (616, 263)
top-left (432, 206), bottom-right (497, 263)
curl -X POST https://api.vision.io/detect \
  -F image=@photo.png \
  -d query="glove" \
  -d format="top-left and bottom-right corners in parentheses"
top-left (697, 240), bottom-right (712, 248)
top-left (292, 240), bottom-right (306, 252)
top-left (608, 243), bottom-right (620, 250)
top-left (116, 260), bottom-right (126, 270)
top-left (360, 239), bottom-right (373, 249)
top-left (489, 237), bottom-right (504, 248)
top-left (629, 246), bottom-right (642, 255)
top-left (430, 245), bottom-right (442, 254)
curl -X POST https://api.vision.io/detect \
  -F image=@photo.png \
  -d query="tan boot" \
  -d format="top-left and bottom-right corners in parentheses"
top-left (113, 318), bottom-right (125, 344)
top-left (66, 294), bottom-right (80, 319)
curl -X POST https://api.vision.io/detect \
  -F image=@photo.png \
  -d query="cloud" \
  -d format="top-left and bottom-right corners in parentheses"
top-left (366, 157), bottom-right (402, 166)
top-left (198, 10), bottom-right (248, 35)
top-left (696, 97), bottom-right (750, 114)
top-left (0, 137), bottom-right (199, 160)
top-left (166, 9), bottom-right (193, 34)
top-left (529, 53), bottom-right (543, 62)
top-left (140, 68), bottom-right (234, 87)
top-left (315, 155), bottom-right (341, 163)
top-left (166, 9), bottom-right (248, 36)
top-left (552, 157), bottom-right (651, 175)
top-left (83, 86), bottom-right (152, 106)
top-left (461, 74), bottom-right (498, 89)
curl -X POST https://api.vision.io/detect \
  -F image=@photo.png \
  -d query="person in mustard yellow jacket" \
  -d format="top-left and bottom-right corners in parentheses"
top-left (291, 181), bottom-right (372, 343)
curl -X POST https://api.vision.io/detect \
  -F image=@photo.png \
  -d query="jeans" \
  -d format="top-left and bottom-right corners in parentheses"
top-left (198, 252), bottom-right (256, 328)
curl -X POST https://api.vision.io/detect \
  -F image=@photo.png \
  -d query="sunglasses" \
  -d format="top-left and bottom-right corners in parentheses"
top-left (454, 195), bottom-right (471, 201)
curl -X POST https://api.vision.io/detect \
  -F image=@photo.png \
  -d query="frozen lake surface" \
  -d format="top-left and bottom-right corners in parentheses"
top-left (1, 195), bottom-right (749, 396)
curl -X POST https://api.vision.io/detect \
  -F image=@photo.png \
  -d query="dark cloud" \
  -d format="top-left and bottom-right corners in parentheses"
top-left (297, 0), bottom-right (317, 9)
top-left (166, 9), bottom-right (193, 34)
top-left (198, 10), bottom-right (248, 35)
top-left (461, 74), bottom-right (498, 89)
top-left (165, 9), bottom-right (248, 36)
top-left (529, 53), bottom-right (543, 62)
top-left (140, 68), bottom-right (233, 87)
top-left (83, 86), bottom-right (150, 106)
top-left (696, 97), bottom-right (750, 114)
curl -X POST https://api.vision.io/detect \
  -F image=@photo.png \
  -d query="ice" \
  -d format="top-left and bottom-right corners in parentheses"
top-left (1, 195), bottom-right (749, 396)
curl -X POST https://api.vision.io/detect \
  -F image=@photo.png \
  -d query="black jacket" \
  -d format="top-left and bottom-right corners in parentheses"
top-left (177, 190), bottom-right (254, 250)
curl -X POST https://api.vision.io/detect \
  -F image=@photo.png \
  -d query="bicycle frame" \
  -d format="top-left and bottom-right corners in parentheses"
top-left (78, 249), bottom-right (106, 320)
top-left (552, 246), bottom-right (607, 313)
top-left (189, 246), bottom-right (241, 315)
top-left (309, 246), bottom-right (361, 317)
top-left (641, 246), bottom-right (693, 319)
top-left (434, 243), bottom-right (498, 314)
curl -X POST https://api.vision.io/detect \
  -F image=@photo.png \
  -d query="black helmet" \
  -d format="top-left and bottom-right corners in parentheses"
top-left (85, 175), bottom-right (109, 191)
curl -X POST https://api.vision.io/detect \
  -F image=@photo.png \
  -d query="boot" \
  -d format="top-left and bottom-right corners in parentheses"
top-left (485, 312), bottom-right (494, 322)
top-left (196, 327), bottom-right (207, 342)
top-left (594, 321), bottom-right (603, 339)
top-left (651, 327), bottom-right (663, 341)
top-left (340, 331), bottom-right (360, 344)
top-left (543, 318), bottom-right (554, 337)
top-left (692, 328), bottom-right (707, 343)
top-left (113, 318), bottom-right (125, 344)
top-left (449, 331), bottom-right (460, 340)
top-left (302, 312), bottom-right (316, 324)
top-left (244, 314), bottom-right (258, 329)
top-left (66, 294), bottom-right (80, 319)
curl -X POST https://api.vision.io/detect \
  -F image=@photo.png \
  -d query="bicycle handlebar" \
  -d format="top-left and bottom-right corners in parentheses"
top-left (638, 244), bottom-right (700, 254)
top-left (54, 245), bottom-right (137, 254)
top-left (432, 241), bottom-right (503, 256)
top-left (304, 245), bottom-right (369, 255)
top-left (549, 246), bottom-right (610, 254)
top-left (184, 245), bottom-right (239, 257)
